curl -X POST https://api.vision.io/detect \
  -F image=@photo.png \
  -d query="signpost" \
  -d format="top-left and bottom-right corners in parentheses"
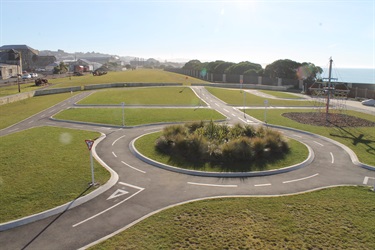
top-left (264, 99), bottom-right (268, 124)
top-left (85, 139), bottom-right (95, 186)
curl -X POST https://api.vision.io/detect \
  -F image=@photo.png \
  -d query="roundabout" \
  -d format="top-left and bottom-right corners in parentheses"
top-left (0, 86), bottom-right (374, 249)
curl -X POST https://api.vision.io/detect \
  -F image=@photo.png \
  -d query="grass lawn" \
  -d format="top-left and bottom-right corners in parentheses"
top-left (246, 109), bottom-right (375, 166)
top-left (0, 92), bottom-right (79, 130)
top-left (257, 89), bottom-right (304, 99)
top-left (91, 186), bottom-right (375, 250)
top-left (54, 108), bottom-right (225, 126)
top-left (134, 131), bottom-right (308, 172)
top-left (0, 82), bottom-right (42, 97)
top-left (48, 69), bottom-right (208, 88)
top-left (206, 87), bottom-right (315, 106)
top-left (0, 127), bottom-right (110, 223)
top-left (78, 86), bottom-right (203, 105)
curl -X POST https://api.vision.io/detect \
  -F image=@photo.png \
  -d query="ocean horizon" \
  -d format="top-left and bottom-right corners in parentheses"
top-left (321, 68), bottom-right (375, 84)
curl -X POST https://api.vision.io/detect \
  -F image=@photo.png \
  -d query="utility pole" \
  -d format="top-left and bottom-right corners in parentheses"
top-left (325, 57), bottom-right (333, 121)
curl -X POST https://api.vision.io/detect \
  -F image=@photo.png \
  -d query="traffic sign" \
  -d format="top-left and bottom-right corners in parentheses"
top-left (85, 140), bottom-right (94, 151)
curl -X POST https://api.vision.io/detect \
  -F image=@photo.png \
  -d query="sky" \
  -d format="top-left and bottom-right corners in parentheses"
top-left (0, 0), bottom-right (374, 69)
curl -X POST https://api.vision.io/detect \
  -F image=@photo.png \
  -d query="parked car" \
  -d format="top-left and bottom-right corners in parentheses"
top-left (361, 99), bottom-right (375, 107)
top-left (30, 73), bottom-right (38, 78)
top-left (22, 74), bottom-right (31, 79)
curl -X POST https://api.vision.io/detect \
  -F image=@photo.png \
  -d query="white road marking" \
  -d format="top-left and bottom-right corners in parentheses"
top-left (292, 134), bottom-right (302, 138)
top-left (121, 161), bottom-right (146, 174)
top-left (283, 173), bottom-right (319, 184)
top-left (330, 152), bottom-right (334, 164)
top-left (231, 113), bottom-right (236, 117)
top-left (28, 120), bottom-right (34, 124)
top-left (49, 109), bottom-right (56, 113)
top-left (238, 118), bottom-right (247, 123)
top-left (107, 189), bottom-right (129, 200)
top-left (313, 141), bottom-right (324, 146)
top-left (112, 152), bottom-right (117, 158)
top-left (187, 182), bottom-right (237, 188)
top-left (144, 127), bottom-right (160, 131)
top-left (112, 134), bottom-right (126, 146)
top-left (101, 127), bottom-right (112, 130)
top-left (8, 128), bottom-right (19, 132)
top-left (215, 103), bottom-right (220, 107)
top-left (73, 182), bottom-right (144, 227)
top-left (363, 176), bottom-right (375, 185)
top-left (223, 109), bottom-right (229, 112)
top-left (254, 183), bottom-right (272, 187)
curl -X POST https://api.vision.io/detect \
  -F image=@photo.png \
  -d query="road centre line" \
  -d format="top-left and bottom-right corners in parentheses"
top-left (28, 120), bottom-right (34, 124)
top-left (254, 183), bottom-right (272, 187)
top-left (49, 109), bottom-right (56, 113)
top-left (72, 182), bottom-right (144, 228)
top-left (231, 113), bottom-right (236, 117)
top-left (292, 134), bottom-right (302, 138)
top-left (313, 141), bottom-right (324, 146)
top-left (121, 161), bottom-right (146, 174)
top-left (112, 134), bottom-right (126, 146)
top-left (112, 152), bottom-right (117, 158)
top-left (187, 182), bottom-right (238, 188)
top-left (330, 152), bottom-right (334, 164)
top-left (8, 128), bottom-right (19, 133)
top-left (283, 173), bottom-right (319, 184)
top-left (238, 118), bottom-right (247, 123)
top-left (215, 103), bottom-right (220, 107)
top-left (223, 108), bottom-right (229, 112)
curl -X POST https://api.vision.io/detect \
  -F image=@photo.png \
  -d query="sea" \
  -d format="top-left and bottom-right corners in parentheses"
top-left (321, 68), bottom-right (375, 84)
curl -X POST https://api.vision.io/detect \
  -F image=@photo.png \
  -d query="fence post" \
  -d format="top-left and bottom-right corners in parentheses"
top-left (223, 74), bottom-right (226, 83)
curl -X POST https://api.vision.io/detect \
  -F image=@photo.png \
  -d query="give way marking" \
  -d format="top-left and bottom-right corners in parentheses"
top-left (72, 182), bottom-right (144, 227)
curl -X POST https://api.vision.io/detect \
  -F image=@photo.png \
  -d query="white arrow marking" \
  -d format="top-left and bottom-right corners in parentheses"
top-left (107, 189), bottom-right (129, 200)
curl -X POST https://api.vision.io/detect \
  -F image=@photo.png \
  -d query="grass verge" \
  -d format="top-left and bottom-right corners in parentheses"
top-left (0, 82), bottom-right (42, 97)
top-left (206, 87), bottom-right (314, 106)
top-left (91, 186), bottom-right (375, 250)
top-left (78, 86), bottom-right (202, 105)
top-left (0, 92), bottom-right (78, 130)
top-left (0, 127), bottom-right (110, 223)
top-left (134, 131), bottom-right (308, 172)
top-left (54, 108), bottom-right (225, 126)
top-left (257, 89), bottom-right (304, 99)
top-left (246, 109), bottom-right (375, 166)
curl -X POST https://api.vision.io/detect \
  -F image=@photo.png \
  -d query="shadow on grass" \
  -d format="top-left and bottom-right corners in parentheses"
top-left (329, 124), bottom-right (375, 157)
top-left (21, 185), bottom-right (93, 250)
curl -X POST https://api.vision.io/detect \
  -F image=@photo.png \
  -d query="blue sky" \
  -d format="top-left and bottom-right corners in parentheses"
top-left (1, 0), bottom-right (374, 68)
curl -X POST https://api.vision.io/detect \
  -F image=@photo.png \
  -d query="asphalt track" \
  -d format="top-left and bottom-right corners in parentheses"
top-left (0, 86), bottom-right (374, 250)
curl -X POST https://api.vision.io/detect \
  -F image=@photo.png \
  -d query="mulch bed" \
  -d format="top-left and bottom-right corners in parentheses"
top-left (282, 112), bottom-right (375, 127)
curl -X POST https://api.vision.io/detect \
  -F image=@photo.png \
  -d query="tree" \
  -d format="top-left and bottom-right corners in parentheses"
top-left (264, 59), bottom-right (301, 79)
top-left (297, 62), bottom-right (323, 83)
top-left (182, 60), bottom-right (202, 70)
top-left (225, 61), bottom-right (262, 75)
top-left (213, 62), bottom-right (235, 74)
top-left (53, 62), bottom-right (68, 74)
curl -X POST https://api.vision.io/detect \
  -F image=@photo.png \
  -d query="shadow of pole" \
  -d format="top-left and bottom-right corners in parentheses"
top-left (21, 185), bottom-right (93, 250)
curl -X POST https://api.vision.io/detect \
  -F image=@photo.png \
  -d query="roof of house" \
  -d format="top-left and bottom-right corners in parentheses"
top-left (0, 45), bottom-right (38, 55)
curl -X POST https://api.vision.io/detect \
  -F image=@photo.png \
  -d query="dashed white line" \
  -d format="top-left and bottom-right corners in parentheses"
top-left (112, 152), bottom-right (117, 158)
top-left (254, 183), bottom-right (272, 187)
top-left (215, 103), bottom-right (220, 107)
top-left (231, 113), bottom-right (236, 117)
top-left (49, 109), bottom-right (56, 113)
top-left (292, 134), bottom-right (302, 138)
top-left (313, 141), bottom-right (324, 146)
top-left (28, 120), bottom-right (34, 124)
top-left (121, 161), bottom-right (146, 174)
top-left (283, 173), bottom-right (319, 184)
top-left (112, 135), bottom-right (126, 146)
top-left (223, 108), bottom-right (229, 112)
top-left (330, 152), bottom-right (334, 164)
top-left (8, 128), bottom-right (19, 132)
top-left (187, 182), bottom-right (237, 188)
top-left (238, 118), bottom-right (247, 123)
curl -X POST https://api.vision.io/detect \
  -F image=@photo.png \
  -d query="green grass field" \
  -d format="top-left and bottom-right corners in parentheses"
top-left (0, 92), bottom-right (78, 130)
top-left (0, 82), bottom-right (41, 97)
top-left (0, 127), bottom-right (110, 223)
top-left (246, 109), bottom-right (375, 166)
top-left (206, 87), bottom-right (315, 106)
top-left (49, 69), bottom-right (208, 88)
top-left (54, 108), bottom-right (225, 126)
top-left (91, 186), bottom-right (375, 250)
top-left (78, 86), bottom-right (203, 105)
top-left (134, 131), bottom-right (308, 172)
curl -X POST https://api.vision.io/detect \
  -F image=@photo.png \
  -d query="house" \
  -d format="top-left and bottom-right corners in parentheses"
top-left (0, 63), bottom-right (19, 79)
top-left (0, 45), bottom-right (56, 72)
top-left (74, 59), bottom-right (102, 72)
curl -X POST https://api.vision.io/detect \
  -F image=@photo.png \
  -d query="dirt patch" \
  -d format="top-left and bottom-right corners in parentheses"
top-left (282, 112), bottom-right (375, 127)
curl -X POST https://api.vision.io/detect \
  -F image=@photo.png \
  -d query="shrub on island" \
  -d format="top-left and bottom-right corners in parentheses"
top-left (155, 121), bottom-right (290, 170)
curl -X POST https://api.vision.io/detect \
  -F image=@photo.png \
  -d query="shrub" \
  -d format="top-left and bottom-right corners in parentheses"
top-left (251, 137), bottom-right (266, 159)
